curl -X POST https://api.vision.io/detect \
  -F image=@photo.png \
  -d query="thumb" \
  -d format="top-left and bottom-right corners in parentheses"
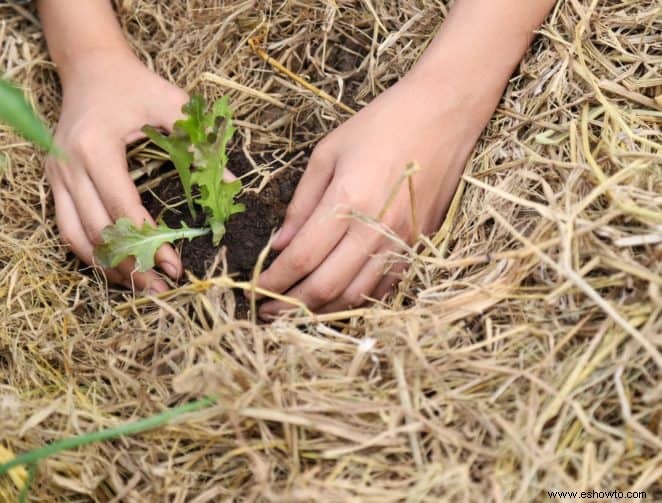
top-left (151, 88), bottom-right (189, 133)
top-left (272, 144), bottom-right (335, 250)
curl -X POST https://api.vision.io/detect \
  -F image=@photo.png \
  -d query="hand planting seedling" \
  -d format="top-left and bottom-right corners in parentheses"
top-left (94, 95), bottom-right (246, 272)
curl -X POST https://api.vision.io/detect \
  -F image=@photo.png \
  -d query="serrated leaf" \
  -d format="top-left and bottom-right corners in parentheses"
top-left (188, 96), bottom-right (242, 243)
top-left (209, 96), bottom-right (235, 155)
top-left (140, 95), bottom-right (245, 248)
top-left (0, 79), bottom-right (60, 155)
top-left (192, 175), bottom-right (245, 244)
top-left (174, 95), bottom-right (207, 144)
top-left (142, 125), bottom-right (196, 215)
top-left (95, 218), bottom-right (208, 272)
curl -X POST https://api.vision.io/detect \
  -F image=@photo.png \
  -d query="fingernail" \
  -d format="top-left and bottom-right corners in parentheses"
top-left (243, 288), bottom-right (263, 300)
top-left (161, 261), bottom-right (179, 278)
top-left (148, 280), bottom-right (169, 295)
top-left (243, 288), bottom-right (266, 304)
top-left (149, 285), bottom-right (168, 295)
top-left (272, 227), bottom-right (282, 244)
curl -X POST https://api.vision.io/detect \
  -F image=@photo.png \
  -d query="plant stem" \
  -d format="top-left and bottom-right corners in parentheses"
top-left (0, 396), bottom-right (217, 475)
top-left (18, 464), bottom-right (36, 503)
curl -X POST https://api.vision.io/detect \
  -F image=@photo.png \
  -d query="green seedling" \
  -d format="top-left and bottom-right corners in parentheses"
top-left (95, 218), bottom-right (208, 271)
top-left (184, 95), bottom-right (244, 244)
top-left (143, 95), bottom-right (245, 244)
top-left (95, 95), bottom-right (245, 272)
top-left (142, 126), bottom-right (195, 215)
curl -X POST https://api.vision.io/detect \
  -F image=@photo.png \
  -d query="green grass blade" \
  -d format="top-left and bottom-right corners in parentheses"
top-left (0, 79), bottom-right (60, 155)
top-left (18, 464), bottom-right (36, 503)
top-left (0, 396), bottom-right (217, 476)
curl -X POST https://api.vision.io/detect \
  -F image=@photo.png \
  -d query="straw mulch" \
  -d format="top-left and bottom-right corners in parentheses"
top-left (1, 0), bottom-right (660, 501)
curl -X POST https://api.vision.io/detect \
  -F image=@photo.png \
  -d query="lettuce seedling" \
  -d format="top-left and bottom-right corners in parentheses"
top-left (142, 126), bottom-right (195, 216)
top-left (144, 95), bottom-right (245, 244)
top-left (95, 218), bottom-right (208, 271)
top-left (141, 96), bottom-right (214, 216)
top-left (188, 97), bottom-right (245, 244)
top-left (95, 95), bottom-right (244, 273)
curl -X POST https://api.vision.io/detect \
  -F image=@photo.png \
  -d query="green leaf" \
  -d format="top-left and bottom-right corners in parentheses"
top-left (174, 95), bottom-right (207, 144)
top-left (141, 95), bottom-right (245, 247)
top-left (0, 79), bottom-right (60, 155)
top-left (188, 96), bottom-right (242, 244)
top-left (209, 95), bottom-right (236, 156)
top-left (142, 125), bottom-right (196, 215)
top-left (94, 218), bottom-right (208, 272)
top-left (192, 175), bottom-right (245, 244)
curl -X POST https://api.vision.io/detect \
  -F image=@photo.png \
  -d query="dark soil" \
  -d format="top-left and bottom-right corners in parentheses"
top-left (142, 151), bottom-right (302, 317)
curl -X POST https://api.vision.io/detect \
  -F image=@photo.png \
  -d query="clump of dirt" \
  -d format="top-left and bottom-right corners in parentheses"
top-left (142, 151), bottom-right (302, 317)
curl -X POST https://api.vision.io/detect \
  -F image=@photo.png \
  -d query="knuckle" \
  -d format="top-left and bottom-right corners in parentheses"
top-left (341, 288), bottom-right (365, 308)
top-left (309, 139), bottom-right (333, 167)
top-left (312, 281), bottom-right (341, 304)
top-left (107, 194), bottom-right (142, 220)
top-left (173, 89), bottom-right (189, 107)
top-left (288, 251), bottom-right (312, 273)
top-left (70, 125), bottom-right (95, 151)
top-left (69, 127), bottom-right (99, 164)
top-left (44, 145), bottom-right (69, 175)
top-left (385, 210), bottom-right (410, 236)
top-left (161, 89), bottom-right (189, 123)
top-left (333, 179), bottom-right (364, 212)
top-left (83, 222), bottom-right (104, 246)
top-left (45, 155), bottom-right (76, 189)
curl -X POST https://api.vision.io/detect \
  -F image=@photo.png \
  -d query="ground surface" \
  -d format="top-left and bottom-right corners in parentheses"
top-left (142, 152), bottom-right (301, 318)
top-left (1, 1), bottom-right (660, 501)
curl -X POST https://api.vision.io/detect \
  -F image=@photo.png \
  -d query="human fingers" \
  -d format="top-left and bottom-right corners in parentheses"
top-left (83, 139), bottom-right (183, 280)
top-left (257, 185), bottom-right (349, 297)
top-left (62, 168), bottom-right (169, 292)
top-left (316, 246), bottom-right (403, 314)
top-left (52, 145), bottom-right (171, 292)
top-left (258, 225), bottom-right (378, 316)
top-left (372, 259), bottom-right (406, 302)
top-left (115, 258), bottom-right (170, 294)
top-left (50, 172), bottom-right (126, 286)
top-left (271, 143), bottom-right (336, 250)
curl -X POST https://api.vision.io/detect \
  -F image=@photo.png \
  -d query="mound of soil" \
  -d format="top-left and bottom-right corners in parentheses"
top-left (141, 151), bottom-right (302, 317)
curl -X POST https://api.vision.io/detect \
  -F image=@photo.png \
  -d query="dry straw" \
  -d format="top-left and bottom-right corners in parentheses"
top-left (1, 0), bottom-right (661, 501)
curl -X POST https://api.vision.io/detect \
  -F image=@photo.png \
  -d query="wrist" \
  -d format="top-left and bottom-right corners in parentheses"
top-left (37, 0), bottom-right (139, 87)
top-left (403, 56), bottom-right (501, 136)
top-left (405, 0), bottom-right (556, 123)
top-left (57, 46), bottom-right (141, 89)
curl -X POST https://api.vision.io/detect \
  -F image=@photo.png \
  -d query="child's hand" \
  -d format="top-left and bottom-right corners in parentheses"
top-left (46, 51), bottom-right (189, 292)
top-left (256, 0), bottom-right (558, 316)
top-left (257, 72), bottom-right (490, 315)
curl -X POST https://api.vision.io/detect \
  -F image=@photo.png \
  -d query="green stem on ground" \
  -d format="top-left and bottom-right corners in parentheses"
top-left (0, 396), bottom-right (217, 476)
top-left (18, 463), bottom-right (36, 503)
